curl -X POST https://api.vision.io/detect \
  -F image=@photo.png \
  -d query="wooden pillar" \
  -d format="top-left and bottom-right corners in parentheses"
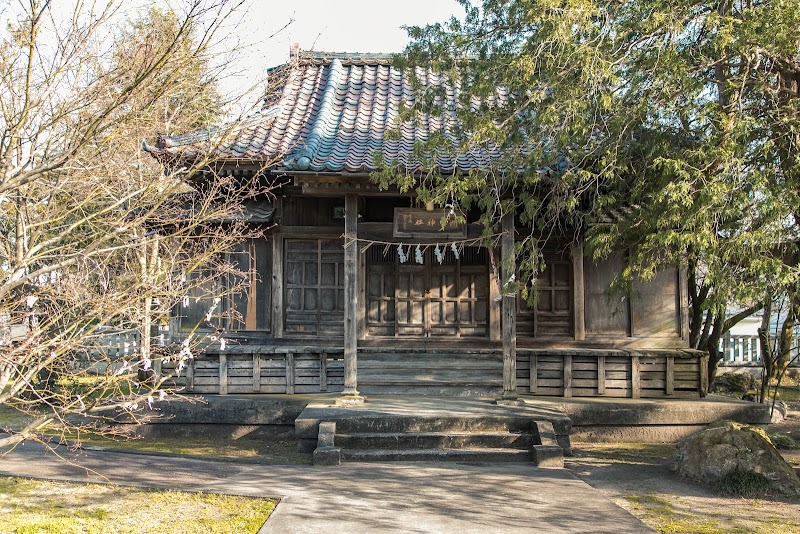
top-left (665, 355), bottom-right (674, 395)
top-left (219, 354), bottom-right (228, 395)
top-left (699, 353), bottom-right (709, 398)
top-left (631, 354), bottom-right (640, 399)
top-left (285, 352), bottom-right (295, 395)
top-left (572, 241), bottom-right (585, 341)
top-left (501, 211), bottom-right (518, 400)
top-left (339, 194), bottom-right (364, 403)
top-left (186, 358), bottom-right (195, 391)
top-left (489, 265), bottom-right (501, 342)
top-left (597, 355), bottom-right (605, 395)
top-left (253, 354), bottom-right (261, 393)
top-left (271, 234), bottom-right (284, 338)
top-left (563, 354), bottom-right (573, 398)
top-left (319, 352), bottom-right (328, 392)
top-left (529, 354), bottom-right (538, 394)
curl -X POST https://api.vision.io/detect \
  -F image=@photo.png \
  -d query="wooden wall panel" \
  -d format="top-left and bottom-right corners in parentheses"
top-left (632, 268), bottom-right (681, 338)
top-left (281, 197), bottom-right (346, 226)
top-left (177, 347), bottom-right (701, 398)
top-left (584, 251), bottom-right (629, 335)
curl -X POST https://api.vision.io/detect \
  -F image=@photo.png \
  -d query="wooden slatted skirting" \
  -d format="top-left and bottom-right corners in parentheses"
top-left (162, 347), bottom-right (345, 395)
top-left (161, 346), bottom-right (707, 398)
top-left (517, 349), bottom-right (707, 399)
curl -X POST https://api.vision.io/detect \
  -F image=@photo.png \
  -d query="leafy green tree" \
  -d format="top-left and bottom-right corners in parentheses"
top-left (387, 0), bottom-right (800, 382)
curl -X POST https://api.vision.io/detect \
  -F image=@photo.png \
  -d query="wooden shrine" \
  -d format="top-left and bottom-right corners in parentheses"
top-left (145, 50), bottom-right (707, 400)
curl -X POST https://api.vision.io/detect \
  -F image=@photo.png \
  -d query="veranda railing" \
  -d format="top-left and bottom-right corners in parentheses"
top-left (719, 334), bottom-right (800, 366)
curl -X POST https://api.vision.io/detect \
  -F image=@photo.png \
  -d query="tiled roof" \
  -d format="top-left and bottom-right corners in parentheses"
top-left (147, 51), bottom-right (504, 174)
top-left (234, 200), bottom-right (275, 223)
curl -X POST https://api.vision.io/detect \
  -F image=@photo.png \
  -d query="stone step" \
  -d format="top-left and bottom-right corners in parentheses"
top-left (341, 447), bottom-right (533, 463)
top-left (335, 431), bottom-right (533, 450)
top-left (532, 445), bottom-right (565, 468)
top-left (334, 416), bottom-right (532, 434)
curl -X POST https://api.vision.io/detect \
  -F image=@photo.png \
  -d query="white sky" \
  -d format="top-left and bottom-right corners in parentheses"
top-left (217, 0), bottom-right (464, 101)
top-left (1, 0), bottom-right (464, 110)
top-left (239, 0), bottom-right (461, 64)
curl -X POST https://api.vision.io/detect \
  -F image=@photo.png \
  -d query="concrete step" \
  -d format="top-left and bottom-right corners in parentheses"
top-left (341, 447), bottom-right (533, 463)
top-left (334, 416), bottom-right (532, 434)
top-left (335, 431), bottom-right (533, 450)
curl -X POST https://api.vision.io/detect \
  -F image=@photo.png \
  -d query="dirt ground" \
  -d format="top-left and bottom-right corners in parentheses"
top-left (566, 400), bottom-right (800, 534)
top-left (769, 399), bottom-right (800, 467)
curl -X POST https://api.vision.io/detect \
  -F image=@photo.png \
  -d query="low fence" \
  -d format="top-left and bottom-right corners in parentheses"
top-left (2, 323), bottom-right (141, 359)
top-left (91, 327), bottom-right (141, 359)
top-left (719, 334), bottom-right (800, 366)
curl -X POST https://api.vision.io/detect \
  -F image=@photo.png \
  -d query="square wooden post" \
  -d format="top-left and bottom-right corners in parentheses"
top-left (500, 211), bottom-right (519, 402)
top-left (572, 241), bottom-right (585, 341)
top-left (338, 193), bottom-right (365, 404)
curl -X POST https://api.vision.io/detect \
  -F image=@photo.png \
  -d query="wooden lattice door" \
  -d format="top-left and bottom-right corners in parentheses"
top-left (284, 238), bottom-right (345, 336)
top-left (517, 255), bottom-right (573, 337)
top-left (366, 246), bottom-right (489, 338)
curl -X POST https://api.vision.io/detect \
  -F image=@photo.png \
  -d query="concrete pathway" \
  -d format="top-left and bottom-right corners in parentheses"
top-left (0, 443), bottom-right (653, 533)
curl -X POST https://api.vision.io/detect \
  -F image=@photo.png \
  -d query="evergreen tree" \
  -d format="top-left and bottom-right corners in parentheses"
top-left (388, 0), bottom-right (800, 380)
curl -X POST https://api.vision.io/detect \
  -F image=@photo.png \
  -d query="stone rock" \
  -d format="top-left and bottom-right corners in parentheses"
top-left (770, 401), bottom-right (787, 424)
top-left (672, 420), bottom-right (800, 496)
top-left (712, 372), bottom-right (756, 395)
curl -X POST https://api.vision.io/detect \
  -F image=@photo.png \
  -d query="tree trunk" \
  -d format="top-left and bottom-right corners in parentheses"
top-left (687, 260), bottom-right (704, 348)
top-left (758, 298), bottom-right (774, 403)
top-left (698, 308), bottom-right (724, 387)
top-left (777, 294), bottom-right (798, 378)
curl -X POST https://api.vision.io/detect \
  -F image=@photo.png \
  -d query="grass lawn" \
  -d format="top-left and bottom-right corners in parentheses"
top-left (568, 442), bottom-right (800, 534)
top-left (778, 384), bottom-right (800, 402)
top-left (0, 403), bottom-right (35, 430)
top-left (0, 476), bottom-right (276, 534)
top-left (75, 433), bottom-right (313, 464)
top-left (623, 492), bottom-right (792, 534)
top-left (0, 403), bottom-right (312, 464)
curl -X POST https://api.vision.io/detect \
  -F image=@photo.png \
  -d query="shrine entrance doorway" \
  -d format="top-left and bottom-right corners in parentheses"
top-left (365, 246), bottom-right (490, 338)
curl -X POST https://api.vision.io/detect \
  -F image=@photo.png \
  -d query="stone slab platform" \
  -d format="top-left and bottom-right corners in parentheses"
top-left (112, 392), bottom-right (772, 444)
top-left (540, 394), bottom-right (772, 442)
top-left (295, 395), bottom-right (573, 454)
